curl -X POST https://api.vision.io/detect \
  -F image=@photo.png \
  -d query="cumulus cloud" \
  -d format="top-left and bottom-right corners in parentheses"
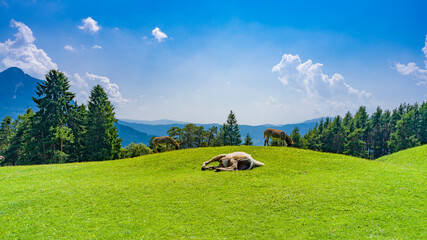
top-left (395, 35), bottom-right (427, 86)
top-left (271, 54), bottom-right (372, 116)
top-left (64, 45), bottom-right (75, 52)
top-left (78, 17), bottom-right (101, 34)
top-left (70, 73), bottom-right (129, 104)
top-left (92, 45), bottom-right (102, 49)
top-left (152, 27), bottom-right (168, 42)
top-left (0, 19), bottom-right (58, 79)
top-left (272, 54), bottom-right (371, 99)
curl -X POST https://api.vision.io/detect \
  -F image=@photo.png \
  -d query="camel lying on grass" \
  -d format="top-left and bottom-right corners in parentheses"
top-left (153, 136), bottom-right (180, 153)
top-left (202, 152), bottom-right (264, 172)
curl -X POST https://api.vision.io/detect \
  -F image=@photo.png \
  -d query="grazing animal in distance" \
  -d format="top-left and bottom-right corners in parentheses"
top-left (201, 152), bottom-right (265, 172)
top-left (153, 136), bottom-right (180, 153)
top-left (264, 128), bottom-right (293, 147)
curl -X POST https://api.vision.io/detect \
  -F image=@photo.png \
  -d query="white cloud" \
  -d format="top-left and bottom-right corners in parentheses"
top-left (0, 19), bottom-right (58, 79)
top-left (395, 35), bottom-right (427, 86)
top-left (152, 27), bottom-right (168, 42)
top-left (64, 45), bottom-right (75, 52)
top-left (272, 53), bottom-right (371, 99)
top-left (271, 53), bottom-right (373, 117)
top-left (71, 73), bottom-right (89, 89)
top-left (78, 17), bottom-right (101, 34)
top-left (70, 73), bottom-right (129, 104)
top-left (92, 45), bottom-right (102, 49)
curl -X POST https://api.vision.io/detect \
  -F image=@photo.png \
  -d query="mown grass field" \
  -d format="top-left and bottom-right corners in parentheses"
top-left (1, 145), bottom-right (426, 239)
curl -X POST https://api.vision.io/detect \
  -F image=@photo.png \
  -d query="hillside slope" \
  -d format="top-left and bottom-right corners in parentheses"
top-left (378, 144), bottom-right (427, 169)
top-left (0, 146), bottom-right (425, 239)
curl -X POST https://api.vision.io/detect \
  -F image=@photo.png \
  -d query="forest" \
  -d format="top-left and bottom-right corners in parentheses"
top-left (0, 69), bottom-right (425, 166)
top-left (292, 103), bottom-right (427, 159)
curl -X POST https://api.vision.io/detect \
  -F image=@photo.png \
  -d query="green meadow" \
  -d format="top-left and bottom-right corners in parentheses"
top-left (1, 145), bottom-right (425, 239)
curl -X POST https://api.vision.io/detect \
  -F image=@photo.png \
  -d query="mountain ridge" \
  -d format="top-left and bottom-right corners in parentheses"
top-left (0, 67), bottom-right (42, 119)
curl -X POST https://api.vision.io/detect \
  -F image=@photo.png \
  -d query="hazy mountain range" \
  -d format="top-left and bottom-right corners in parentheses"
top-left (0, 67), bottom-right (41, 118)
top-left (0, 67), bottom-right (319, 147)
top-left (117, 119), bottom-right (319, 146)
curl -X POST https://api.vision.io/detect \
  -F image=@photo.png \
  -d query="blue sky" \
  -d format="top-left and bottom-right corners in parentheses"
top-left (0, 0), bottom-right (426, 125)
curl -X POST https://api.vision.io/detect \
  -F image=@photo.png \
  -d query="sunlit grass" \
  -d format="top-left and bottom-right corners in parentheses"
top-left (0, 145), bottom-right (425, 239)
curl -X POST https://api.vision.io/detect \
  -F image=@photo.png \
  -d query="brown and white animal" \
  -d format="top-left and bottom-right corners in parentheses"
top-left (201, 152), bottom-right (265, 172)
top-left (0, 155), bottom-right (4, 162)
top-left (152, 136), bottom-right (180, 153)
top-left (264, 128), bottom-right (293, 147)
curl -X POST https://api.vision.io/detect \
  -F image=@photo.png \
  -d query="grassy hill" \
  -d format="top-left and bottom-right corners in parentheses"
top-left (0, 145), bottom-right (425, 239)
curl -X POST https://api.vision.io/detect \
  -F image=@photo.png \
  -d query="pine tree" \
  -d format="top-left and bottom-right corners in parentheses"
top-left (419, 102), bottom-right (427, 144)
top-left (290, 127), bottom-right (303, 148)
top-left (3, 109), bottom-right (34, 165)
top-left (220, 110), bottom-right (241, 146)
top-left (85, 85), bottom-right (122, 161)
top-left (243, 133), bottom-right (253, 146)
top-left (388, 109), bottom-right (420, 153)
top-left (0, 116), bottom-right (14, 153)
top-left (67, 103), bottom-right (87, 162)
top-left (330, 116), bottom-right (345, 154)
top-left (31, 70), bottom-right (75, 163)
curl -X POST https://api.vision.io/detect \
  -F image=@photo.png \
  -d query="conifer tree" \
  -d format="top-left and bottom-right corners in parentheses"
top-left (85, 85), bottom-right (122, 161)
top-left (67, 103), bottom-right (87, 162)
top-left (0, 116), bottom-right (14, 153)
top-left (220, 110), bottom-right (241, 146)
top-left (3, 109), bottom-right (34, 165)
top-left (31, 70), bottom-right (75, 162)
top-left (243, 133), bottom-right (253, 146)
top-left (290, 127), bottom-right (303, 148)
top-left (419, 102), bottom-right (427, 144)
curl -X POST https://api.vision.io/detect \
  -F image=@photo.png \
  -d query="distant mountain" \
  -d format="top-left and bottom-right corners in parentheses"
top-left (116, 123), bottom-right (155, 147)
top-left (118, 119), bottom-right (320, 146)
top-left (119, 119), bottom-right (190, 125)
top-left (0, 67), bottom-right (42, 119)
top-left (301, 117), bottom-right (328, 124)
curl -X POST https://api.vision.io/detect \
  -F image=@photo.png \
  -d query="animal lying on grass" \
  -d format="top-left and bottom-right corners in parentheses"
top-left (201, 152), bottom-right (265, 172)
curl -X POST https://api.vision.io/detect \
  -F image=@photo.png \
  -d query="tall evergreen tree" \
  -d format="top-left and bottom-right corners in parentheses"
top-left (0, 116), bottom-right (14, 153)
top-left (388, 109), bottom-right (420, 153)
top-left (330, 116), bottom-right (345, 154)
top-left (290, 127), bottom-right (303, 148)
top-left (418, 102), bottom-right (427, 144)
top-left (3, 109), bottom-right (34, 165)
top-left (85, 85), bottom-right (122, 161)
top-left (31, 70), bottom-right (75, 163)
top-left (220, 110), bottom-right (241, 146)
top-left (67, 103), bottom-right (87, 162)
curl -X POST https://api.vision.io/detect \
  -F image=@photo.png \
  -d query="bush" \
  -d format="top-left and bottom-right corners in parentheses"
top-left (120, 142), bottom-right (152, 159)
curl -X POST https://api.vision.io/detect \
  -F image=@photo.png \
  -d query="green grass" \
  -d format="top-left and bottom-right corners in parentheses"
top-left (0, 145), bottom-right (426, 239)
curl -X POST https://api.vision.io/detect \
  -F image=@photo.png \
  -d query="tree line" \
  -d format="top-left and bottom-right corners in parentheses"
top-left (150, 110), bottom-right (253, 152)
top-left (290, 103), bottom-right (427, 159)
top-left (0, 70), bottom-right (122, 166)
